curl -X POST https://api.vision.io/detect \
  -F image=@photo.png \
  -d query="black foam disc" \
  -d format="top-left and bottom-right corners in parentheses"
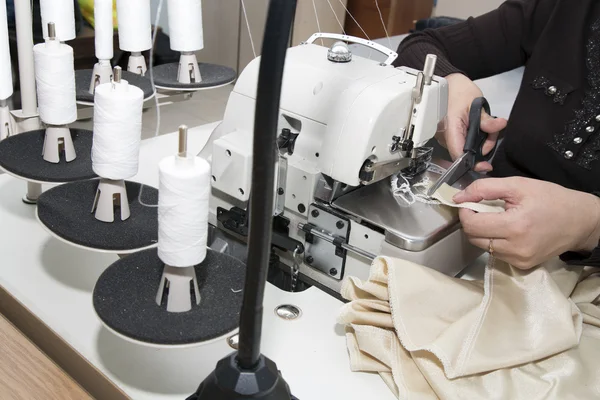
top-left (75, 69), bottom-right (155, 104)
top-left (0, 129), bottom-right (96, 183)
top-left (148, 62), bottom-right (236, 91)
top-left (93, 248), bottom-right (246, 346)
top-left (37, 179), bottom-right (158, 252)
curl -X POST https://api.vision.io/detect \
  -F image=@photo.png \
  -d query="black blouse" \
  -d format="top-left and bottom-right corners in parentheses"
top-left (393, 0), bottom-right (600, 265)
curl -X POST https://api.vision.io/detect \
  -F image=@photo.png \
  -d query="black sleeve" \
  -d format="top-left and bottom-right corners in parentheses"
top-left (560, 192), bottom-right (600, 267)
top-left (560, 249), bottom-right (600, 267)
top-left (393, 0), bottom-right (558, 80)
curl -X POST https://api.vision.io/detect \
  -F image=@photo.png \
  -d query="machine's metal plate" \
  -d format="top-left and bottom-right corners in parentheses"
top-left (305, 205), bottom-right (349, 280)
top-left (332, 158), bottom-right (475, 252)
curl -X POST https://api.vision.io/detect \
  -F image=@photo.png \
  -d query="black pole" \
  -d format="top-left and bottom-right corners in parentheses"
top-left (237, 0), bottom-right (297, 370)
top-left (187, 1), bottom-right (297, 399)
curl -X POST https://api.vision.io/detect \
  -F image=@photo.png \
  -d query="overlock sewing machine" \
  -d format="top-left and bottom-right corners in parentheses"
top-left (201, 34), bottom-right (482, 294)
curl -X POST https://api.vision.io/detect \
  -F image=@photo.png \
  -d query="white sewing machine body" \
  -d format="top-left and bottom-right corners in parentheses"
top-left (203, 39), bottom-right (482, 293)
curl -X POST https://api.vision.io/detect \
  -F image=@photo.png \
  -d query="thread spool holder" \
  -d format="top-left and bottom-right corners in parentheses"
top-left (39, 23), bottom-right (77, 164)
top-left (177, 52), bottom-right (202, 84)
top-left (90, 66), bottom-right (132, 223)
top-left (155, 125), bottom-right (203, 313)
top-left (0, 99), bottom-right (13, 141)
top-left (128, 52), bottom-right (147, 75)
top-left (42, 125), bottom-right (76, 163)
top-left (156, 265), bottom-right (201, 312)
top-left (88, 59), bottom-right (113, 94)
top-left (91, 178), bottom-right (131, 222)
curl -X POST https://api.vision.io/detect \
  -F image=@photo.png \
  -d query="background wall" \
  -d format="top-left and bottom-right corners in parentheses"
top-left (434, 0), bottom-right (505, 18)
top-left (150, 0), bottom-right (348, 73)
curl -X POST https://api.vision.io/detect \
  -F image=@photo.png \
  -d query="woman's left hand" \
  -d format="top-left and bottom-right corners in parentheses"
top-left (453, 177), bottom-right (600, 269)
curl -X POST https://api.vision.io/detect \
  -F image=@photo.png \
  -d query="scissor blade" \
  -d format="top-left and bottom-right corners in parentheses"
top-left (427, 153), bottom-right (472, 197)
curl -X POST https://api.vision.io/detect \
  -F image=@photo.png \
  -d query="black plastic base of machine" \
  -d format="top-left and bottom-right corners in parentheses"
top-left (93, 248), bottom-right (246, 346)
top-left (37, 179), bottom-right (158, 252)
top-left (75, 69), bottom-right (155, 104)
top-left (187, 353), bottom-right (297, 400)
top-left (0, 129), bottom-right (96, 183)
top-left (149, 62), bottom-right (236, 90)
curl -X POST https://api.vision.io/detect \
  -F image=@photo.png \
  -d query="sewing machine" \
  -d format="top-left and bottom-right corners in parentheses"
top-left (203, 34), bottom-right (483, 294)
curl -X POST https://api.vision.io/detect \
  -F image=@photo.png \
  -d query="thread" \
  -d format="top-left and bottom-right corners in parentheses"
top-left (40, 0), bottom-right (76, 41)
top-left (0, 0), bottom-right (12, 100)
top-left (95, 0), bottom-right (114, 60)
top-left (241, 0), bottom-right (256, 59)
top-left (92, 80), bottom-right (144, 180)
top-left (116, 0), bottom-right (152, 52)
top-left (33, 39), bottom-right (77, 125)
top-left (167, 0), bottom-right (204, 52)
top-left (137, 0), bottom-right (164, 208)
top-left (391, 164), bottom-right (446, 206)
top-left (158, 154), bottom-right (211, 267)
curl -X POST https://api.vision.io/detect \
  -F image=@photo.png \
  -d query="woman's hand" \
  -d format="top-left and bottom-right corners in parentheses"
top-left (454, 177), bottom-right (600, 269)
top-left (439, 74), bottom-right (508, 172)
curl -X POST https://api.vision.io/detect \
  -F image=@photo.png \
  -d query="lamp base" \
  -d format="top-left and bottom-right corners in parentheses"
top-left (187, 353), bottom-right (296, 400)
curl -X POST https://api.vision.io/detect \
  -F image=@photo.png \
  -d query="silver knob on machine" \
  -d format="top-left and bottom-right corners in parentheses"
top-left (327, 41), bottom-right (352, 63)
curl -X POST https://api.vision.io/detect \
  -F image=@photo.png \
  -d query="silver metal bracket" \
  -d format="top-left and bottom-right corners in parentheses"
top-left (359, 156), bottom-right (411, 186)
top-left (305, 33), bottom-right (398, 65)
top-left (274, 154), bottom-right (287, 216)
top-left (303, 205), bottom-right (350, 280)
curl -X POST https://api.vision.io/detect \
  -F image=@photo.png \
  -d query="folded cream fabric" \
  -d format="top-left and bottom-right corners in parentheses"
top-left (338, 184), bottom-right (600, 399)
top-left (432, 183), bottom-right (505, 213)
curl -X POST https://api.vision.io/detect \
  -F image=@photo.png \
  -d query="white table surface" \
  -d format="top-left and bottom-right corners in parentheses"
top-left (0, 34), bottom-right (506, 398)
top-left (0, 123), bottom-right (398, 400)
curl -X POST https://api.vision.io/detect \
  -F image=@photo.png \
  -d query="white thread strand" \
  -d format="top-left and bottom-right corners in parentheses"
top-left (33, 40), bottom-right (76, 125)
top-left (94, 0), bottom-right (114, 60)
top-left (116, 0), bottom-right (152, 52)
top-left (391, 171), bottom-right (443, 206)
top-left (0, 0), bottom-right (13, 100)
top-left (158, 155), bottom-right (211, 267)
top-left (40, 0), bottom-right (76, 41)
top-left (375, 0), bottom-right (392, 50)
top-left (311, 0), bottom-right (324, 45)
top-left (241, 0), bottom-right (257, 59)
top-left (137, 0), bottom-right (163, 208)
top-left (338, 0), bottom-right (369, 40)
top-left (167, 0), bottom-right (204, 52)
top-left (326, 0), bottom-right (345, 35)
top-left (92, 80), bottom-right (144, 180)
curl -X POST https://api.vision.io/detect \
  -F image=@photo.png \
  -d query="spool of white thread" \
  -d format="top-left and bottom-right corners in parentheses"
top-left (167, 0), bottom-right (204, 52)
top-left (0, 0), bottom-right (13, 100)
top-left (92, 80), bottom-right (144, 180)
top-left (158, 154), bottom-right (211, 267)
top-left (40, 0), bottom-right (76, 41)
top-left (116, 0), bottom-right (152, 52)
top-left (33, 39), bottom-right (77, 125)
top-left (95, 0), bottom-right (114, 60)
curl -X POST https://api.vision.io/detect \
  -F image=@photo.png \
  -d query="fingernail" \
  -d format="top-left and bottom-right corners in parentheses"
top-left (453, 191), bottom-right (465, 202)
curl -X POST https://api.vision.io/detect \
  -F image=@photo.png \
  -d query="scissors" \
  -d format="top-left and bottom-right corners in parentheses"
top-left (427, 97), bottom-right (496, 197)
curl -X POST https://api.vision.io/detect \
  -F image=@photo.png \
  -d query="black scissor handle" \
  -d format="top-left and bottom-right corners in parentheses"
top-left (464, 97), bottom-right (496, 164)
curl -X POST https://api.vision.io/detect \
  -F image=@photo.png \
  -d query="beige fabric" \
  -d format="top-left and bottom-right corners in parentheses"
top-left (338, 185), bottom-right (600, 399)
top-left (432, 183), bottom-right (506, 213)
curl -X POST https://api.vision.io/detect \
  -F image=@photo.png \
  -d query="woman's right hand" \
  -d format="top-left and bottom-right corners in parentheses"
top-left (437, 73), bottom-right (508, 172)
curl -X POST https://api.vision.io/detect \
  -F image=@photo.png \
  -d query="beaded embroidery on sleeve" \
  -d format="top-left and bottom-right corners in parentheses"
top-left (547, 19), bottom-right (600, 170)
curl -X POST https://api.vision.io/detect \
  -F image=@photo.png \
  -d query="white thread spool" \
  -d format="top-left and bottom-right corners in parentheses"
top-left (92, 77), bottom-right (144, 180)
top-left (33, 32), bottom-right (77, 126)
top-left (116, 0), bottom-right (152, 52)
top-left (167, 0), bottom-right (204, 52)
top-left (0, 0), bottom-right (13, 101)
top-left (158, 130), bottom-right (211, 268)
top-left (40, 0), bottom-right (76, 41)
top-left (95, 0), bottom-right (114, 61)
